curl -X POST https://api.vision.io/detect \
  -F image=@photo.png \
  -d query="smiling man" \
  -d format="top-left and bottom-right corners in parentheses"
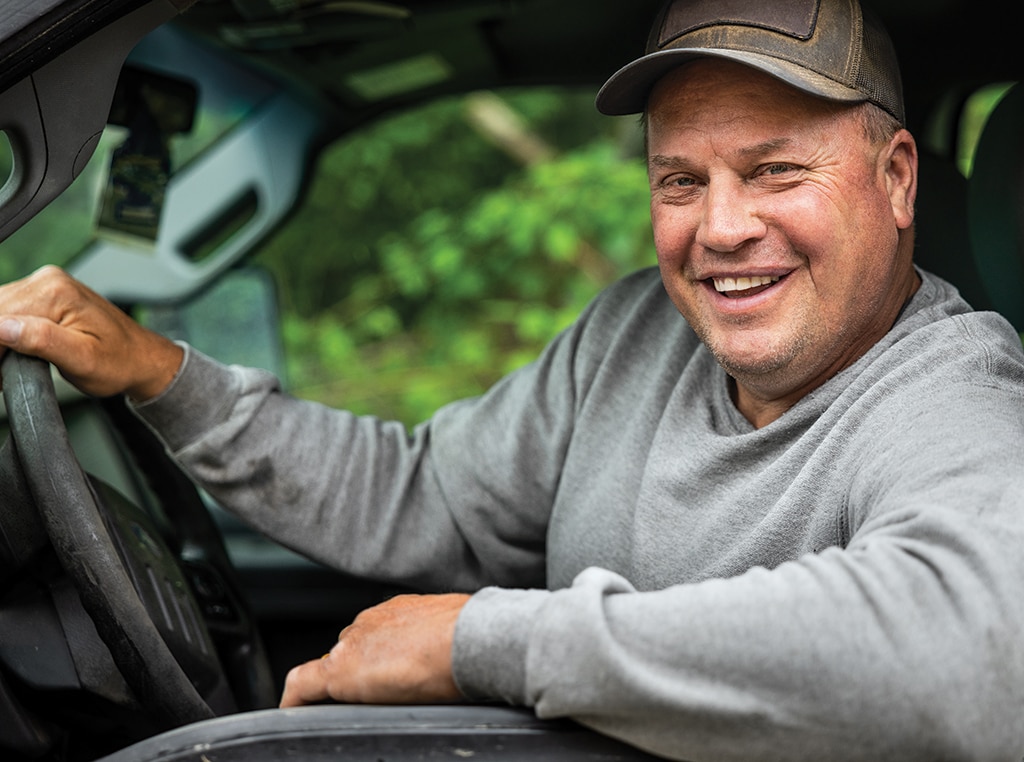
top-left (645, 58), bottom-right (920, 426)
top-left (2, 0), bottom-right (1024, 760)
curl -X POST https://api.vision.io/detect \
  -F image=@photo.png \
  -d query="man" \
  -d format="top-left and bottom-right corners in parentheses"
top-left (2, 0), bottom-right (1024, 759)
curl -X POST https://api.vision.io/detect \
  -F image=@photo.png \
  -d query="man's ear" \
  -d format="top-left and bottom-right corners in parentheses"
top-left (884, 129), bottom-right (918, 231)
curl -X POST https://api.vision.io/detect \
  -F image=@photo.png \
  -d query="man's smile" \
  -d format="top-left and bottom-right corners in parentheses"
top-left (710, 274), bottom-right (782, 299)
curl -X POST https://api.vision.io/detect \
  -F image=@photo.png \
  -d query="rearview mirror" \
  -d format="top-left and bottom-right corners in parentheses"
top-left (97, 66), bottom-right (198, 244)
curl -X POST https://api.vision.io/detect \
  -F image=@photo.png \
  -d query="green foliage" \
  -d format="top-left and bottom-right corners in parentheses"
top-left (255, 88), bottom-right (653, 426)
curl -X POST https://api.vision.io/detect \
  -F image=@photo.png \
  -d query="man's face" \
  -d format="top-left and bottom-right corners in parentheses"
top-left (646, 59), bottom-right (919, 425)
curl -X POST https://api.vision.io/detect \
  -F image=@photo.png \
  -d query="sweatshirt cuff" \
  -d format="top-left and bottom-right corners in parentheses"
top-left (128, 343), bottom-right (246, 452)
top-left (452, 586), bottom-right (551, 705)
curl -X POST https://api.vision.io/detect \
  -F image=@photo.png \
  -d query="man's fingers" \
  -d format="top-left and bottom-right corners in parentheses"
top-left (277, 593), bottom-right (471, 709)
top-left (0, 317), bottom-right (23, 345)
top-left (280, 657), bottom-right (334, 708)
top-left (279, 632), bottom-right (377, 707)
top-left (0, 311), bottom-right (115, 394)
top-left (0, 266), bottom-right (184, 399)
top-left (0, 267), bottom-right (109, 389)
top-left (0, 313), bottom-right (82, 362)
top-left (0, 313), bottom-right (84, 381)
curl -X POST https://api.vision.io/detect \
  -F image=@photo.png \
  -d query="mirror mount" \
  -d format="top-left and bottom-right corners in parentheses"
top-left (68, 25), bottom-right (336, 305)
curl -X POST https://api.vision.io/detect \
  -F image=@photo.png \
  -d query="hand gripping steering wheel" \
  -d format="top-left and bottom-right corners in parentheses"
top-left (1, 351), bottom-right (266, 730)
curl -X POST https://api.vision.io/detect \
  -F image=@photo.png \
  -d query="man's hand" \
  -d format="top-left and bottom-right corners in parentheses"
top-left (0, 266), bottom-right (182, 400)
top-left (279, 593), bottom-right (471, 708)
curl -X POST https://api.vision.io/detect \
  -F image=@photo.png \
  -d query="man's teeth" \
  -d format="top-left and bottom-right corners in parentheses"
top-left (712, 275), bottom-right (780, 293)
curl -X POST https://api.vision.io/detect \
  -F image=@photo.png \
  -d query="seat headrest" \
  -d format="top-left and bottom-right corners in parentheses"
top-left (915, 151), bottom-right (992, 313)
top-left (967, 82), bottom-right (1024, 330)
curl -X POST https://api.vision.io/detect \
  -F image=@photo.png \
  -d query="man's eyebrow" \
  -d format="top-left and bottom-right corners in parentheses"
top-left (647, 154), bottom-right (691, 171)
top-left (648, 138), bottom-right (795, 169)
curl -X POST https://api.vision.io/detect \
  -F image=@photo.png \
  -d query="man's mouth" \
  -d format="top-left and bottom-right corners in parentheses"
top-left (711, 275), bottom-right (781, 298)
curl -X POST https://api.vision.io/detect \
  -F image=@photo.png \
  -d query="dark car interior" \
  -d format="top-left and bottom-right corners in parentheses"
top-left (0, 1), bottom-right (1022, 760)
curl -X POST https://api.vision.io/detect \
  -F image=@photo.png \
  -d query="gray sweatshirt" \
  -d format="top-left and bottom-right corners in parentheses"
top-left (134, 267), bottom-right (1024, 761)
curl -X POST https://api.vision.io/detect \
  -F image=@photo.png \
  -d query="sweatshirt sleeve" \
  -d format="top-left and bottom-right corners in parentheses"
top-left (452, 338), bottom-right (1024, 762)
top-left (128, 270), bottom-right (660, 592)
top-left (128, 269), bottom-right (639, 592)
top-left (128, 344), bottom-right (542, 591)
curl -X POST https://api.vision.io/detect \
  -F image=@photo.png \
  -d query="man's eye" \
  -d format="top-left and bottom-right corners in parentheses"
top-left (762, 163), bottom-right (794, 176)
top-left (667, 175), bottom-right (696, 188)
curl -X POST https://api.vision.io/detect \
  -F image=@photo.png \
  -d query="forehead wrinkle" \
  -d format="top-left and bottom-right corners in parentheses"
top-left (737, 137), bottom-right (794, 159)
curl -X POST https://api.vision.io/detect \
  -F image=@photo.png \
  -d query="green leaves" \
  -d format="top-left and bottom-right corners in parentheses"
top-left (255, 88), bottom-right (652, 427)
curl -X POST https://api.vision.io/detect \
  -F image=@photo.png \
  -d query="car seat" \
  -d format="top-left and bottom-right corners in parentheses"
top-left (966, 82), bottom-right (1024, 330)
top-left (915, 148), bottom-right (993, 315)
top-left (914, 82), bottom-right (1024, 332)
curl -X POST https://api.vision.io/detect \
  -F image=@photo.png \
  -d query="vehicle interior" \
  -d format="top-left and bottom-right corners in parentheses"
top-left (0, 0), bottom-right (1021, 760)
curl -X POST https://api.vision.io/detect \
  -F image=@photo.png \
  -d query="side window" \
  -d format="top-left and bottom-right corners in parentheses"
top-left (955, 82), bottom-right (1016, 177)
top-left (930, 80), bottom-right (1023, 342)
top-left (251, 87), bottom-right (653, 428)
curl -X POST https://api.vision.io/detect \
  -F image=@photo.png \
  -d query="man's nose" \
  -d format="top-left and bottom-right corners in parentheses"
top-left (694, 180), bottom-right (767, 253)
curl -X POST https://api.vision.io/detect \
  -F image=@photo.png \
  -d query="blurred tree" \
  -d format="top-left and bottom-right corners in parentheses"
top-left (253, 87), bottom-right (653, 426)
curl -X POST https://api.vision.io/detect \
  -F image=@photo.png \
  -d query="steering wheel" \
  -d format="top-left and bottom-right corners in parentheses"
top-left (0, 351), bottom-right (269, 730)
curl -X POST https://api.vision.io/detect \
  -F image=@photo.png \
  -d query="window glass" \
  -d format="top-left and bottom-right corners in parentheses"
top-left (957, 81), bottom-right (1016, 177)
top-left (251, 87), bottom-right (653, 428)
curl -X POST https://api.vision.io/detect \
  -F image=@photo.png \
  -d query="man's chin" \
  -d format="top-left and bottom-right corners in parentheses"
top-left (705, 337), bottom-right (798, 381)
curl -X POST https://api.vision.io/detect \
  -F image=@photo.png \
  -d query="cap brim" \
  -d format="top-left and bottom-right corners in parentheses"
top-left (595, 48), bottom-right (868, 116)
